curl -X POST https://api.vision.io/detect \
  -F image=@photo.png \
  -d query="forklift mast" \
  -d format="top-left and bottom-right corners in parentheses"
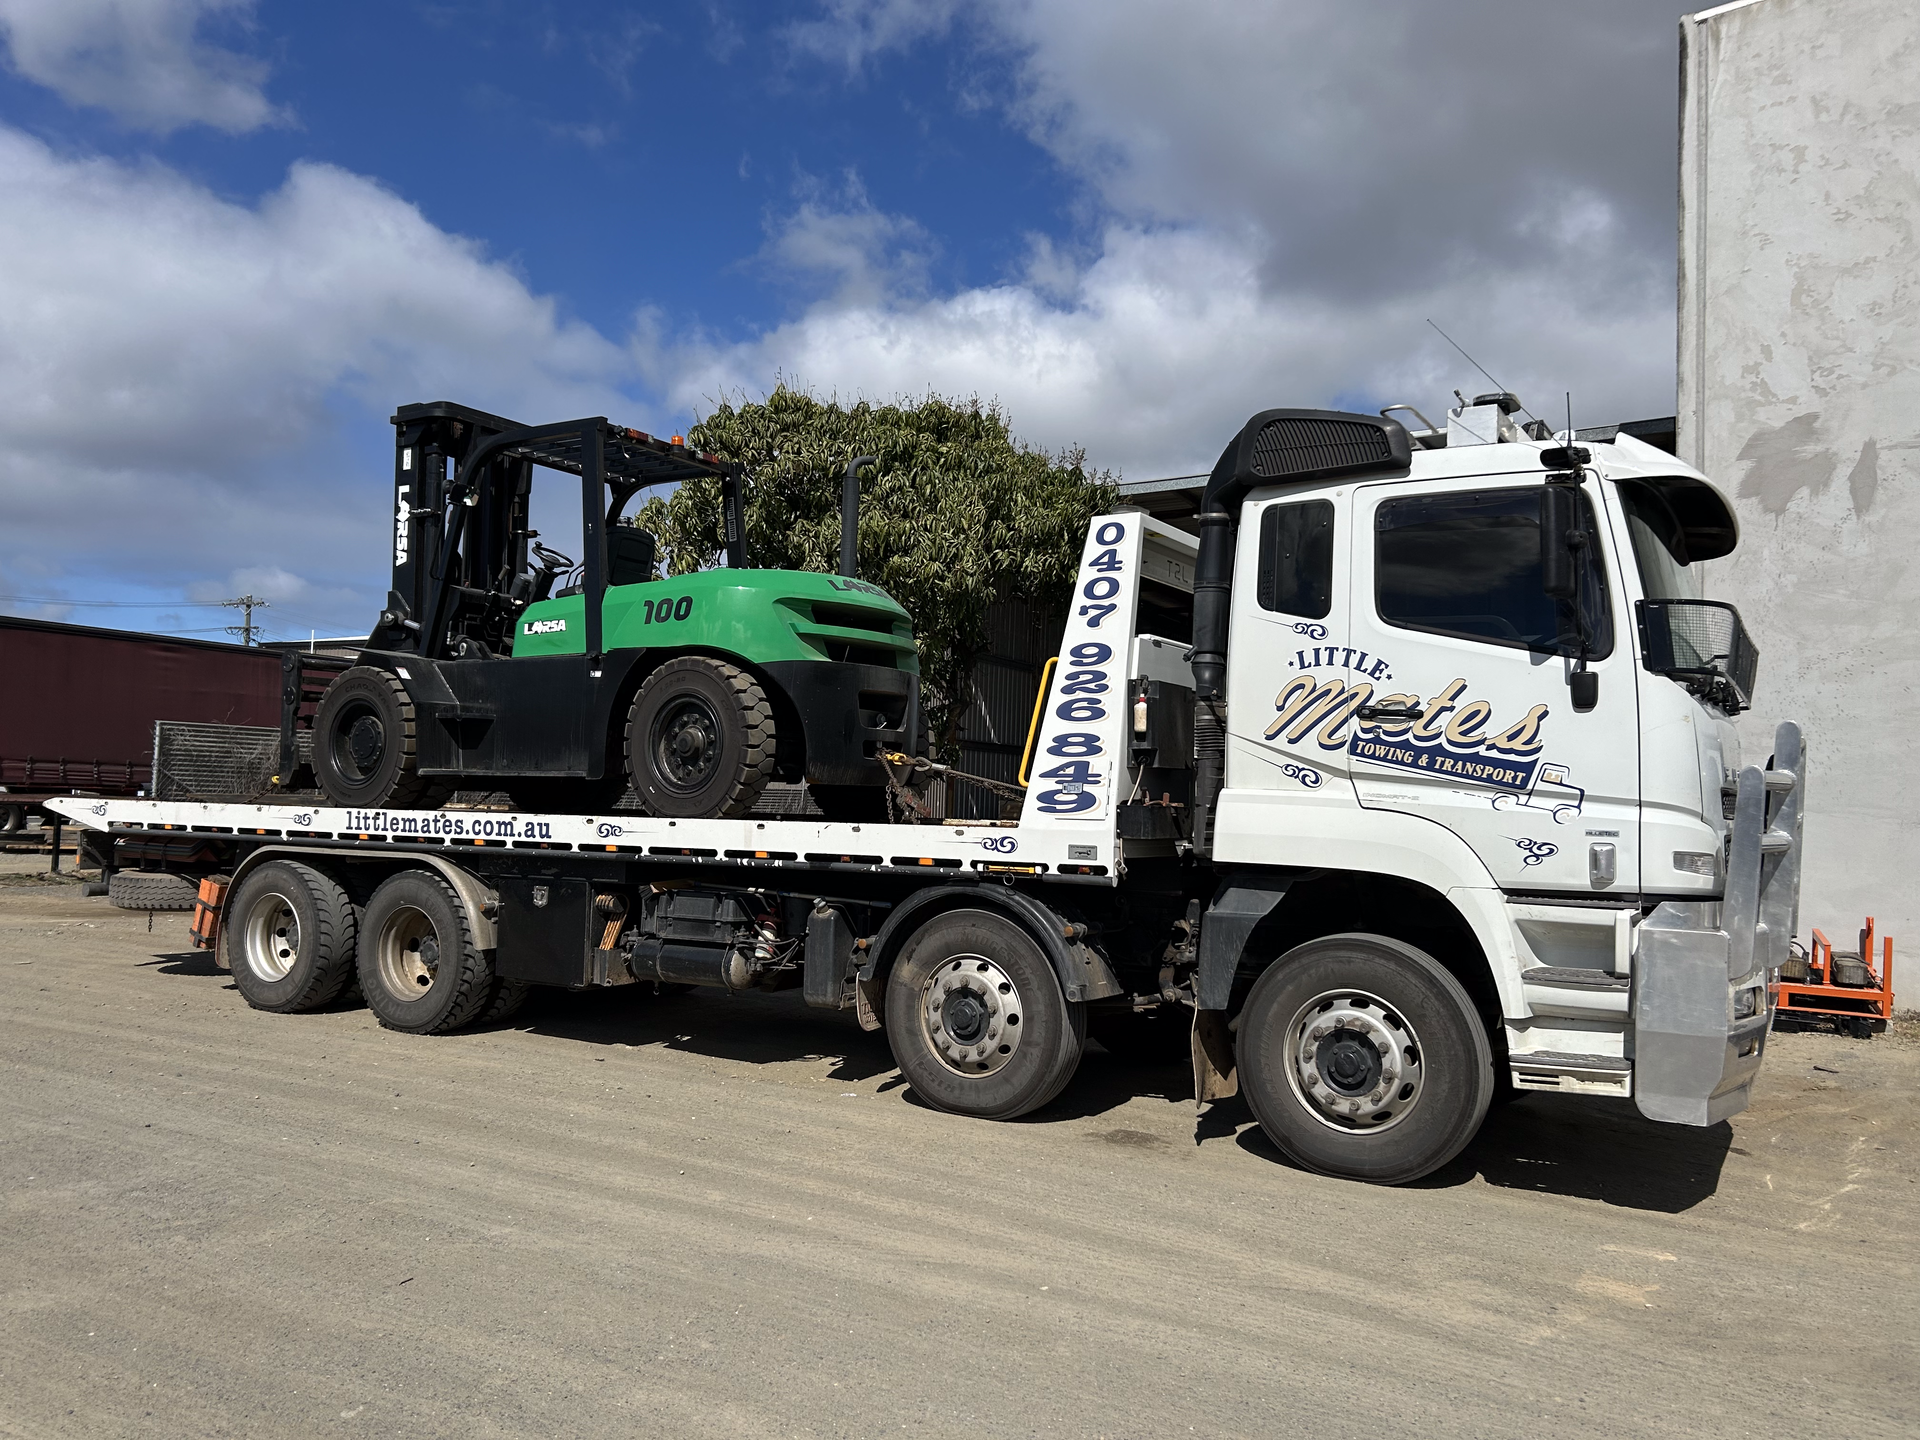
top-left (372, 401), bottom-right (744, 663)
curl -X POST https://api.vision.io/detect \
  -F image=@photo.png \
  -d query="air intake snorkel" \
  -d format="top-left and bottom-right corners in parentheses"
top-left (1188, 409), bottom-right (1414, 856)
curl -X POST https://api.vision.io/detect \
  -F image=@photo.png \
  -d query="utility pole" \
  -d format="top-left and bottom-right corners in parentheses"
top-left (223, 594), bottom-right (269, 646)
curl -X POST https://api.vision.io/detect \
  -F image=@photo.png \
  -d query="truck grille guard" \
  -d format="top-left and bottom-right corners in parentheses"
top-left (1632, 720), bottom-right (1805, 1126)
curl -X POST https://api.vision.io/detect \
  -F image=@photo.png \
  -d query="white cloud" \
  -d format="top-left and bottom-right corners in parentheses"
top-left (675, 0), bottom-right (1690, 476)
top-left (0, 0), bottom-right (286, 134)
top-left (784, 0), bottom-right (961, 73)
top-left (0, 125), bottom-right (644, 631)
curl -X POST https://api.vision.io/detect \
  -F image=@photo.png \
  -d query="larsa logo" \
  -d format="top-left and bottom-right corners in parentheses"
top-left (394, 484), bottom-right (410, 566)
top-left (523, 618), bottom-right (567, 635)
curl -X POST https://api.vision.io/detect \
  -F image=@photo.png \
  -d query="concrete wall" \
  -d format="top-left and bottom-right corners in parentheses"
top-left (1678, 0), bottom-right (1920, 952)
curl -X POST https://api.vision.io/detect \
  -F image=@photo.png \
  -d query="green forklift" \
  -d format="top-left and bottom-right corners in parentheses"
top-left (306, 402), bottom-right (918, 820)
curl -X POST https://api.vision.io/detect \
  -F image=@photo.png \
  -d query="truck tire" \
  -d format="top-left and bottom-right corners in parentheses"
top-left (626, 657), bottom-right (775, 818)
top-left (225, 861), bottom-right (359, 1013)
top-left (1236, 934), bottom-right (1494, 1185)
top-left (884, 908), bottom-right (1086, 1120)
top-left (107, 871), bottom-right (197, 911)
top-left (313, 666), bottom-right (451, 811)
top-left (357, 869), bottom-right (494, 1034)
top-left (475, 978), bottom-right (531, 1026)
top-left (0, 802), bottom-right (25, 834)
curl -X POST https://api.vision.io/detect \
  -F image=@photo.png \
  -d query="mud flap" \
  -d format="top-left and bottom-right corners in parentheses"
top-left (1191, 1008), bottom-right (1237, 1106)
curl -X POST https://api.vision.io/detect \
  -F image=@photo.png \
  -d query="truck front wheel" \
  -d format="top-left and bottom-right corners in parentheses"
top-left (1236, 934), bottom-right (1493, 1185)
top-left (884, 909), bottom-right (1086, 1120)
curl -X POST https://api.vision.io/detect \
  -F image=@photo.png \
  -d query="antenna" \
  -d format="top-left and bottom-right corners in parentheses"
top-left (1426, 319), bottom-right (1542, 425)
top-left (1566, 392), bottom-right (1573, 443)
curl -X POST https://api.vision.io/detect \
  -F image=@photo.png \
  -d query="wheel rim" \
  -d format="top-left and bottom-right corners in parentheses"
top-left (650, 694), bottom-right (722, 794)
top-left (333, 701), bottom-right (388, 783)
top-left (921, 952), bottom-right (1025, 1076)
top-left (238, 889), bottom-right (301, 982)
top-left (1281, 988), bottom-right (1424, 1133)
top-left (373, 904), bottom-right (441, 1003)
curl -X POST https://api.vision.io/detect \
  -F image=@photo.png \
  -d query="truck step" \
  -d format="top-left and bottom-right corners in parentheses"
top-left (1509, 1049), bottom-right (1633, 1096)
top-left (1520, 966), bottom-right (1628, 990)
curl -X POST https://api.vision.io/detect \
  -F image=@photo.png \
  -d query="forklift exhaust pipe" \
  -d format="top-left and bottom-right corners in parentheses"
top-left (841, 456), bottom-right (876, 578)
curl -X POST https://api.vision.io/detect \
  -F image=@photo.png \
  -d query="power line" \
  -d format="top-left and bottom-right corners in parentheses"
top-left (0, 594), bottom-right (228, 608)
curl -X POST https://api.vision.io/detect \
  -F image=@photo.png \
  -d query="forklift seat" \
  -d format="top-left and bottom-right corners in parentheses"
top-left (608, 527), bottom-right (657, 587)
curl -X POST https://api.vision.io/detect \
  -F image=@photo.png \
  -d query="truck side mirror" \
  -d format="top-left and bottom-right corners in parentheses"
top-left (1541, 483), bottom-right (1578, 599)
top-left (1569, 668), bottom-right (1599, 712)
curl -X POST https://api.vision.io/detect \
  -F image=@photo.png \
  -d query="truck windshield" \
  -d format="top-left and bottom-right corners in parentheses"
top-left (1616, 480), bottom-right (1702, 601)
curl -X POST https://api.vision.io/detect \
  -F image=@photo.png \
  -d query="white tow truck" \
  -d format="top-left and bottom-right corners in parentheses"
top-left (51, 398), bottom-right (1805, 1184)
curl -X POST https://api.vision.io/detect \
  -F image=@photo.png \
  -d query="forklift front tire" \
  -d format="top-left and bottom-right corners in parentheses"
top-left (626, 657), bottom-right (775, 818)
top-left (313, 666), bottom-right (447, 811)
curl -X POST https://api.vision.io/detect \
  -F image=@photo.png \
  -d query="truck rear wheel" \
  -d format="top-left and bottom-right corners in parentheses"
top-left (626, 657), bottom-right (775, 818)
top-left (313, 666), bottom-right (450, 811)
top-left (225, 861), bottom-right (359, 1013)
top-left (884, 909), bottom-right (1086, 1120)
top-left (357, 869), bottom-right (493, 1034)
top-left (1236, 934), bottom-right (1493, 1185)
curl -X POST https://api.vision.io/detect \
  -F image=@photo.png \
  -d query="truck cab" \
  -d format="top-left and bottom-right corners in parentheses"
top-left (1165, 400), bottom-right (1800, 1159)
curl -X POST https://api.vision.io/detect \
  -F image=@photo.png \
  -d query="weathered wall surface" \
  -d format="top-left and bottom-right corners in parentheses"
top-left (1679, 0), bottom-right (1920, 951)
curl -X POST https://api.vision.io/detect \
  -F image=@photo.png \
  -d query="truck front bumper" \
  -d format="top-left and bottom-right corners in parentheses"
top-left (1633, 721), bottom-right (1806, 1126)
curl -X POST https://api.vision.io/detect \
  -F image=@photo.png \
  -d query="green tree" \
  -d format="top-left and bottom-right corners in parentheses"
top-left (634, 386), bottom-right (1113, 760)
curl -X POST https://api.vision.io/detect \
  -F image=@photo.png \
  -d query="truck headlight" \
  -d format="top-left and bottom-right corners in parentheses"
top-left (1673, 851), bottom-right (1718, 877)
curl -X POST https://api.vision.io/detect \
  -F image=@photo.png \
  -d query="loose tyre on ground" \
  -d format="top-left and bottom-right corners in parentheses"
top-left (1235, 933), bottom-right (1494, 1185)
top-left (225, 860), bottom-right (359, 1012)
top-left (357, 868), bottom-right (494, 1034)
top-left (884, 908), bottom-right (1086, 1120)
top-left (625, 657), bottom-right (775, 818)
top-left (107, 870), bottom-right (198, 911)
top-left (312, 666), bottom-right (450, 810)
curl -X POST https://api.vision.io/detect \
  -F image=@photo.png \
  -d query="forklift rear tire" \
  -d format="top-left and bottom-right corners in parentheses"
top-left (313, 666), bottom-right (450, 811)
top-left (1235, 934), bottom-right (1494, 1185)
top-left (626, 657), bottom-right (775, 818)
top-left (357, 869), bottom-right (494, 1034)
top-left (225, 861), bottom-right (359, 1013)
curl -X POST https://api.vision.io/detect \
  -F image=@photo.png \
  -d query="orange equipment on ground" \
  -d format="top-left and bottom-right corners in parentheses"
top-left (1772, 917), bottom-right (1895, 1038)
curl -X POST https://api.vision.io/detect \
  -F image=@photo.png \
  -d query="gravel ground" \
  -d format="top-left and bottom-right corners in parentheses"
top-left (2, 857), bottom-right (1915, 1439)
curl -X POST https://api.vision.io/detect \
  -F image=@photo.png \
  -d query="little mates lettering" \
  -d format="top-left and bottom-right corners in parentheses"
top-left (1265, 665), bottom-right (1550, 793)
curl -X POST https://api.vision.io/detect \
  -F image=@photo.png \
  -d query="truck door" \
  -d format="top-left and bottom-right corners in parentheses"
top-left (1341, 473), bottom-right (1639, 895)
top-left (1225, 493), bottom-right (1357, 796)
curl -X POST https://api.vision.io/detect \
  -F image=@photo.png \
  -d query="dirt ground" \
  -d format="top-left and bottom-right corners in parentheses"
top-left (2, 855), bottom-right (1915, 1439)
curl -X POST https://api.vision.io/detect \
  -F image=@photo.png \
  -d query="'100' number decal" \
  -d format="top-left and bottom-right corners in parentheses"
top-left (1034, 520), bottom-right (1129, 815)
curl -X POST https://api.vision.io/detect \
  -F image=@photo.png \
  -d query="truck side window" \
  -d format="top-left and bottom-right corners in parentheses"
top-left (1375, 487), bottom-right (1612, 658)
top-left (1257, 500), bottom-right (1334, 619)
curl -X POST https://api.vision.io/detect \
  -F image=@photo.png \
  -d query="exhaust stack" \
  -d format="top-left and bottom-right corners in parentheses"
top-left (841, 455), bottom-right (876, 578)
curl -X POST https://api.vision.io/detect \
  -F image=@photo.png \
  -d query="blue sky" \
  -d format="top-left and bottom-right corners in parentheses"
top-left (0, 1), bottom-right (1695, 644)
